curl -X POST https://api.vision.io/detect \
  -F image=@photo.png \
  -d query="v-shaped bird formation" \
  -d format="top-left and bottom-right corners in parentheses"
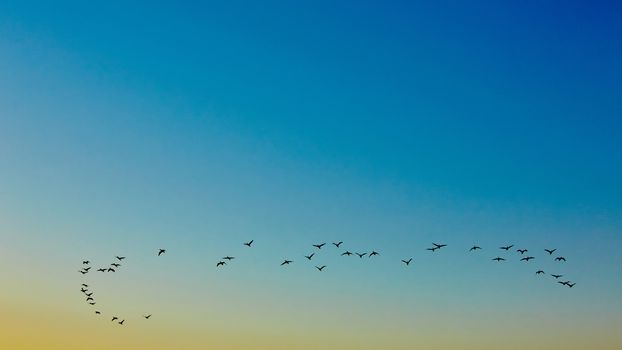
top-left (78, 241), bottom-right (576, 327)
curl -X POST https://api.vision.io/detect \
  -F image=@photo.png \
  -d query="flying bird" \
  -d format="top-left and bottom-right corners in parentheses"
top-left (558, 281), bottom-right (570, 286)
top-left (82, 267), bottom-right (91, 272)
top-left (111, 317), bottom-right (118, 322)
top-left (118, 320), bottom-right (125, 325)
top-left (281, 260), bottom-right (293, 266)
top-left (80, 288), bottom-right (88, 293)
top-left (82, 261), bottom-right (90, 265)
top-left (97, 268), bottom-right (106, 272)
top-left (144, 314), bottom-right (152, 319)
top-left (86, 297), bottom-right (94, 302)
top-left (536, 270), bottom-right (545, 275)
top-left (356, 252), bottom-right (367, 258)
top-left (85, 292), bottom-right (93, 297)
top-left (95, 311), bottom-right (101, 315)
top-left (315, 265), bottom-right (326, 271)
top-left (500, 245), bottom-right (514, 251)
top-left (544, 249), bottom-right (556, 255)
top-left (89, 302), bottom-right (96, 305)
top-left (158, 249), bottom-right (166, 256)
top-left (469, 246), bottom-right (482, 251)
top-left (223, 256), bottom-right (235, 261)
top-left (555, 256), bottom-right (566, 262)
top-left (551, 274), bottom-right (563, 279)
top-left (517, 249), bottom-right (528, 254)
top-left (216, 261), bottom-right (226, 267)
top-left (432, 243), bottom-right (447, 249)
top-left (305, 253), bottom-right (315, 260)
top-left (115, 256), bottom-right (125, 261)
top-left (313, 243), bottom-right (326, 249)
top-left (110, 263), bottom-right (121, 267)
top-left (81, 284), bottom-right (88, 287)
top-left (244, 240), bottom-right (254, 247)
top-left (567, 282), bottom-right (576, 288)
top-left (107, 268), bottom-right (115, 272)
top-left (401, 258), bottom-right (413, 265)
top-left (79, 270), bottom-right (88, 275)
top-left (333, 241), bottom-right (343, 248)
top-left (427, 247), bottom-right (439, 252)
top-left (492, 257), bottom-right (506, 262)
top-left (520, 256), bottom-right (535, 262)
top-left (369, 251), bottom-right (379, 257)
top-left (341, 251), bottom-right (353, 256)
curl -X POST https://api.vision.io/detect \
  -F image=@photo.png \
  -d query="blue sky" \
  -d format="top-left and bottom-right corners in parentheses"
top-left (1, 1), bottom-right (621, 349)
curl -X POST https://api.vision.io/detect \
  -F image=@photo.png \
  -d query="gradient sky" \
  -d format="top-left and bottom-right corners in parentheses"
top-left (1, 1), bottom-right (621, 349)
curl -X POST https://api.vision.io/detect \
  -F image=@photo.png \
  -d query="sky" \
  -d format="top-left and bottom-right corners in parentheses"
top-left (1, 1), bottom-right (621, 349)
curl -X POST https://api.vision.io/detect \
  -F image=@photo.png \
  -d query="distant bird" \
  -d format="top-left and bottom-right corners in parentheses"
top-left (500, 245), bottom-right (514, 251)
top-left (81, 284), bottom-right (88, 287)
top-left (558, 281), bottom-right (570, 286)
top-left (432, 243), bottom-right (447, 249)
top-left (427, 247), bottom-right (439, 252)
top-left (111, 317), bottom-right (118, 322)
top-left (544, 249), bottom-right (557, 255)
top-left (520, 256), bottom-right (535, 262)
top-left (315, 265), bottom-right (326, 271)
top-left (517, 249), bottom-right (528, 254)
top-left (244, 240), bottom-right (254, 247)
top-left (341, 251), bottom-right (353, 256)
top-left (401, 258), bottom-right (413, 266)
top-left (333, 241), bottom-right (343, 248)
top-left (95, 311), bottom-right (101, 315)
top-left (313, 243), bottom-right (326, 249)
top-left (356, 252), bottom-right (367, 258)
top-left (223, 256), bottom-right (234, 261)
top-left (82, 261), bottom-right (90, 265)
top-left (492, 257), bottom-right (506, 262)
top-left (369, 251), bottom-right (379, 257)
top-left (158, 249), bottom-right (166, 256)
top-left (551, 274), bottom-right (563, 279)
top-left (281, 260), bottom-right (293, 266)
top-left (118, 320), bottom-right (125, 325)
top-left (107, 268), bottom-right (115, 272)
top-left (97, 268), bottom-right (106, 272)
top-left (555, 256), bottom-right (566, 262)
top-left (115, 256), bottom-right (125, 261)
top-left (216, 261), bottom-right (226, 267)
top-left (305, 253), bottom-right (315, 260)
top-left (79, 270), bottom-right (88, 274)
top-left (469, 246), bottom-right (482, 251)
top-left (567, 282), bottom-right (576, 288)
top-left (86, 297), bottom-right (94, 302)
top-left (85, 292), bottom-right (93, 297)
top-left (89, 302), bottom-right (96, 305)
top-left (82, 267), bottom-right (91, 272)
top-left (144, 314), bottom-right (152, 319)
top-left (110, 263), bottom-right (121, 267)
top-left (80, 288), bottom-right (88, 293)
top-left (536, 270), bottom-right (545, 275)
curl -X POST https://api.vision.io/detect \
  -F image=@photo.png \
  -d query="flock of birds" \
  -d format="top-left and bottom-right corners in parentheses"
top-left (79, 241), bottom-right (575, 326)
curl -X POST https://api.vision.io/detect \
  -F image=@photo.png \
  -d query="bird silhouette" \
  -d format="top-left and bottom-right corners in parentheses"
top-left (110, 263), bottom-right (121, 267)
top-left (107, 268), bottom-right (115, 272)
top-left (223, 256), bottom-right (235, 261)
top-left (333, 241), bottom-right (343, 248)
top-left (144, 314), bottom-right (152, 319)
top-left (369, 251), bottom-right (379, 257)
top-left (517, 249), bottom-right (528, 254)
top-left (111, 317), bottom-right (118, 322)
top-left (469, 246), bottom-right (482, 251)
top-left (85, 292), bottom-right (93, 297)
top-left (567, 282), bottom-right (576, 288)
top-left (97, 268), bottom-right (106, 272)
top-left (118, 320), bottom-right (125, 325)
top-left (86, 297), bottom-right (94, 302)
top-left (401, 258), bottom-right (413, 265)
top-left (315, 265), bottom-right (326, 271)
top-left (82, 261), bottom-right (90, 265)
top-left (500, 245), bottom-right (514, 251)
top-left (281, 260), bottom-right (293, 266)
top-left (313, 243), bottom-right (326, 249)
top-left (520, 256), bottom-right (535, 262)
top-left (158, 249), bottom-right (166, 256)
top-left (95, 311), bottom-right (101, 314)
top-left (427, 247), bottom-right (439, 252)
top-left (551, 274), bottom-right (563, 279)
top-left (432, 243), bottom-right (447, 249)
top-left (492, 257), bottom-right (506, 262)
top-left (216, 261), bottom-right (226, 267)
top-left (356, 252), bottom-right (367, 258)
top-left (558, 281), bottom-right (570, 286)
top-left (305, 253), bottom-right (315, 260)
top-left (81, 284), bottom-right (88, 287)
top-left (555, 256), bottom-right (566, 262)
top-left (82, 267), bottom-right (91, 272)
top-left (79, 270), bottom-right (88, 274)
top-left (536, 270), bottom-right (545, 274)
top-left (115, 256), bottom-right (125, 261)
top-left (89, 302), bottom-right (96, 305)
top-left (244, 240), bottom-right (254, 247)
top-left (341, 251), bottom-right (353, 256)
top-left (80, 288), bottom-right (88, 293)
top-left (544, 249), bottom-right (556, 255)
